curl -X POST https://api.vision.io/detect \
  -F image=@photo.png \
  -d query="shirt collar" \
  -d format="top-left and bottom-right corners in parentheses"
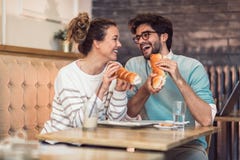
top-left (165, 50), bottom-right (174, 59)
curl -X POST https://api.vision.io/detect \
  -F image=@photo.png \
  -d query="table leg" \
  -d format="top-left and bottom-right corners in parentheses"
top-left (232, 122), bottom-right (239, 160)
top-left (226, 122), bottom-right (232, 160)
top-left (217, 121), bottom-right (232, 160)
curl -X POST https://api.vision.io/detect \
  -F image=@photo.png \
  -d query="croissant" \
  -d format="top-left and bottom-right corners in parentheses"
top-left (116, 67), bottom-right (141, 85)
top-left (150, 53), bottom-right (167, 89)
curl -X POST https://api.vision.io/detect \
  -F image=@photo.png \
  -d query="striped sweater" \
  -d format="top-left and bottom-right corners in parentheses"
top-left (41, 61), bottom-right (132, 134)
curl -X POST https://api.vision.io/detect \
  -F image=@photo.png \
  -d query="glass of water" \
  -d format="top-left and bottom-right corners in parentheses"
top-left (83, 100), bottom-right (98, 131)
top-left (172, 101), bottom-right (186, 128)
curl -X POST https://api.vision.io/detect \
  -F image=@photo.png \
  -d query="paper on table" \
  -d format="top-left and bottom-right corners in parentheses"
top-left (153, 120), bottom-right (189, 129)
top-left (98, 120), bottom-right (153, 127)
top-left (161, 120), bottom-right (189, 125)
top-left (98, 120), bottom-right (189, 128)
top-left (153, 124), bottom-right (178, 130)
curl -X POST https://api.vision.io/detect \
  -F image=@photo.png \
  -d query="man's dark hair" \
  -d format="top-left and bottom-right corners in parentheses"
top-left (128, 13), bottom-right (173, 51)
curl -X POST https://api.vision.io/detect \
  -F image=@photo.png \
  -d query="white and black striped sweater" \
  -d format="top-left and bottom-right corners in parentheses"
top-left (41, 61), bottom-right (138, 134)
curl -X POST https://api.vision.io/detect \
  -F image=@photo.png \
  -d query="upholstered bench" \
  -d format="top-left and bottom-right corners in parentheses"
top-left (0, 45), bottom-right (82, 140)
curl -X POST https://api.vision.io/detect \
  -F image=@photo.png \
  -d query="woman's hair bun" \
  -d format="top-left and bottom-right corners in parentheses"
top-left (67, 12), bottom-right (90, 44)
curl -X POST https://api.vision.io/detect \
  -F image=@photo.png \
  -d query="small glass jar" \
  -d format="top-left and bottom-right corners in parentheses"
top-left (83, 101), bottom-right (98, 131)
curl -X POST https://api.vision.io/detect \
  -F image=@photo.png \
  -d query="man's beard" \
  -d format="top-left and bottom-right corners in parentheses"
top-left (142, 42), bottom-right (161, 60)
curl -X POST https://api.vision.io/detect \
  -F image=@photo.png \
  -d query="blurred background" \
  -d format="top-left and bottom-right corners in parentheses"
top-left (92, 0), bottom-right (240, 66)
top-left (1, 0), bottom-right (239, 65)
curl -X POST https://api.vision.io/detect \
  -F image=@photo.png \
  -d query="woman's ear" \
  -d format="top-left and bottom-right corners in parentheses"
top-left (93, 40), bottom-right (101, 49)
top-left (161, 33), bottom-right (168, 42)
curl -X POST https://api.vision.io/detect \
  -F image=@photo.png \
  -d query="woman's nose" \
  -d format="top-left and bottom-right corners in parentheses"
top-left (117, 40), bottom-right (122, 47)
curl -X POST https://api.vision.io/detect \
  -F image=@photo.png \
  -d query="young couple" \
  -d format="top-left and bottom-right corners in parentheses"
top-left (42, 12), bottom-right (216, 160)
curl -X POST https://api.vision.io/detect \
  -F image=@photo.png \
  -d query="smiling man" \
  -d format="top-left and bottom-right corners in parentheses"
top-left (125, 13), bottom-right (217, 160)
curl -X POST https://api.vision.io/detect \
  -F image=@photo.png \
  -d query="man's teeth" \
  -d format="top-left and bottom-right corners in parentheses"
top-left (113, 49), bottom-right (118, 53)
top-left (142, 46), bottom-right (150, 51)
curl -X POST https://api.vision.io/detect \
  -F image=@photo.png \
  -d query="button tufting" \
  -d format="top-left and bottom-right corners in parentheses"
top-left (35, 105), bottom-right (40, 110)
top-left (35, 82), bottom-right (40, 88)
top-left (21, 105), bottom-right (26, 111)
top-left (35, 125), bottom-right (40, 131)
top-left (8, 128), bottom-right (14, 136)
top-left (23, 125), bottom-right (27, 130)
top-left (47, 104), bottom-right (52, 109)
top-left (21, 82), bottom-right (26, 88)
top-left (8, 81), bottom-right (13, 88)
top-left (8, 105), bottom-right (12, 112)
top-left (47, 83), bottom-right (52, 88)
top-left (8, 129), bottom-right (11, 135)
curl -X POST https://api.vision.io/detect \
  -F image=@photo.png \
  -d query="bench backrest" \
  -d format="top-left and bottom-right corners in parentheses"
top-left (0, 45), bottom-right (82, 140)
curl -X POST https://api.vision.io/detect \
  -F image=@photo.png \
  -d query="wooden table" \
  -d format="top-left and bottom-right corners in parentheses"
top-left (0, 144), bottom-right (165, 160)
top-left (37, 125), bottom-right (218, 152)
top-left (214, 116), bottom-right (240, 160)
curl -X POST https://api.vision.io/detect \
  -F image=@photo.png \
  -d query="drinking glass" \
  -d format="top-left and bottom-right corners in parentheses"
top-left (172, 101), bottom-right (186, 128)
top-left (83, 102), bottom-right (98, 131)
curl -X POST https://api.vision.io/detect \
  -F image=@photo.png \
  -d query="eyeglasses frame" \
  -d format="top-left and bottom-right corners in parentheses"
top-left (132, 31), bottom-right (158, 44)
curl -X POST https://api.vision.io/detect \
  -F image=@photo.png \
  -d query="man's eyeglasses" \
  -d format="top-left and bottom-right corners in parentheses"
top-left (132, 31), bottom-right (157, 44)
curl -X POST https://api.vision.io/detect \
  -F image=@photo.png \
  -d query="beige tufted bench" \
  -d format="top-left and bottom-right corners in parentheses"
top-left (0, 45), bottom-right (83, 140)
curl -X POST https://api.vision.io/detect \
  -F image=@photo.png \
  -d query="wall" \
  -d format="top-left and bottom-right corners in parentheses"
top-left (92, 0), bottom-right (240, 65)
top-left (0, 0), bottom-right (92, 50)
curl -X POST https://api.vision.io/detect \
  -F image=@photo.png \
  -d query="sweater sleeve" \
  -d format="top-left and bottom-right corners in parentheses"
top-left (107, 89), bottom-right (128, 120)
top-left (53, 70), bottom-right (103, 129)
top-left (106, 80), bottom-right (141, 121)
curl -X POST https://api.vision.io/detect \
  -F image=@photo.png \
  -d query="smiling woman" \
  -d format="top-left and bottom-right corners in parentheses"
top-left (41, 12), bottom-right (139, 137)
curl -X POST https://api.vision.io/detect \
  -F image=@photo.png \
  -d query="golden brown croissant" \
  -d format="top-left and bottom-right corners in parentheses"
top-left (150, 53), bottom-right (167, 89)
top-left (116, 67), bottom-right (141, 85)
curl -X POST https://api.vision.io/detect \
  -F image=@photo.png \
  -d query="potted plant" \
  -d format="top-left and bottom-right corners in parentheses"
top-left (54, 29), bottom-right (67, 41)
top-left (54, 29), bottom-right (72, 52)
